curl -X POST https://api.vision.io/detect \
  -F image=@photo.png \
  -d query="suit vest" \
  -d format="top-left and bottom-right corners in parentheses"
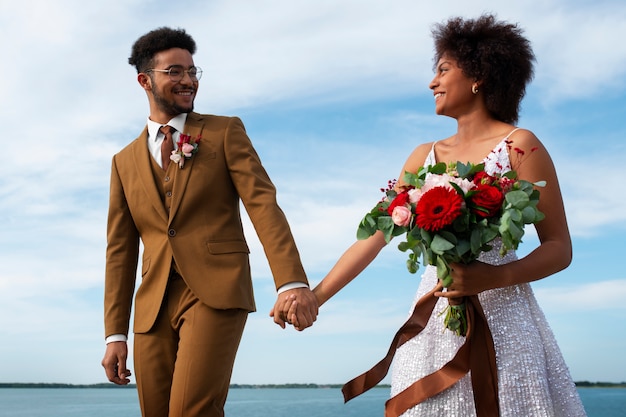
top-left (149, 156), bottom-right (179, 274)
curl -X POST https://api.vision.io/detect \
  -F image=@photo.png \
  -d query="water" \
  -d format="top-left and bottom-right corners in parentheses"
top-left (0, 387), bottom-right (623, 416)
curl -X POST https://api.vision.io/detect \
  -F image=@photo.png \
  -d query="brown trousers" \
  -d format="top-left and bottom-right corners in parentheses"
top-left (134, 275), bottom-right (248, 417)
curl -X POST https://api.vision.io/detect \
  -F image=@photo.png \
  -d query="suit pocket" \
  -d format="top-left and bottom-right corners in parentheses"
top-left (206, 240), bottom-right (250, 254)
top-left (196, 151), bottom-right (217, 161)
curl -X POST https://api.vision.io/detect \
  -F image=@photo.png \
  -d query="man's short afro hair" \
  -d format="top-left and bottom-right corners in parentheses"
top-left (128, 27), bottom-right (196, 73)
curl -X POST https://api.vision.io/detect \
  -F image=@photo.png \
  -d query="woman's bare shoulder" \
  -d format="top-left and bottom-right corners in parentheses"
top-left (396, 141), bottom-right (437, 185)
top-left (507, 128), bottom-right (543, 149)
top-left (406, 141), bottom-right (436, 164)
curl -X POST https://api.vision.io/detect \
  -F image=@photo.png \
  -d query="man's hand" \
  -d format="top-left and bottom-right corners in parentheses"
top-left (270, 287), bottom-right (318, 331)
top-left (101, 341), bottom-right (132, 385)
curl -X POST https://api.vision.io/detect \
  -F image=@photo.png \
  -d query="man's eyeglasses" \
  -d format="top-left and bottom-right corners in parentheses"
top-left (146, 65), bottom-right (203, 82)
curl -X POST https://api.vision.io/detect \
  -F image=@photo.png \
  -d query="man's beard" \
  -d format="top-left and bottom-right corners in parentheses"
top-left (152, 85), bottom-right (194, 116)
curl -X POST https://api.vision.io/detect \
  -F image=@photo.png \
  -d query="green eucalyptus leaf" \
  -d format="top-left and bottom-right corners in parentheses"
top-left (455, 239), bottom-right (471, 257)
top-left (449, 181), bottom-right (465, 197)
top-left (468, 162), bottom-right (485, 176)
top-left (439, 230), bottom-right (458, 245)
top-left (455, 162), bottom-right (470, 177)
top-left (509, 208), bottom-right (522, 222)
top-left (534, 210), bottom-right (545, 222)
top-left (420, 228), bottom-right (433, 245)
top-left (430, 163), bottom-right (448, 175)
top-left (521, 206), bottom-right (538, 223)
top-left (529, 189), bottom-right (541, 201)
top-left (392, 225), bottom-right (408, 238)
top-left (501, 231), bottom-right (514, 250)
top-left (397, 241), bottom-right (410, 252)
top-left (503, 170), bottom-right (518, 179)
top-left (356, 226), bottom-right (373, 240)
top-left (403, 171), bottom-right (420, 187)
top-left (377, 216), bottom-right (395, 243)
top-left (482, 227), bottom-right (499, 244)
top-left (436, 256), bottom-right (451, 284)
top-left (505, 190), bottom-right (530, 209)
top-left (510, 221), bottom-right (524, 241)
top-left (423, 247), bottom-right (434, 265)
top-left (431, 234), bottom-right (456, 254)
top-left (470, 228), bottom-right (482, 254)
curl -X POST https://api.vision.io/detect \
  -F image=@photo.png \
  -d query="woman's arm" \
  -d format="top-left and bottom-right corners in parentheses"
top-left (314, 143), bottom-right (434, 305)
top-left (314, 231), bottom-right (388, 306)
top-left (440, 130), bottom-right (572, 298)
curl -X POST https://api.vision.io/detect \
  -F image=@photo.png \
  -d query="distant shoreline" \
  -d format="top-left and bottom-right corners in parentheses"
top-left (0, 382), bottom-right (624, 389)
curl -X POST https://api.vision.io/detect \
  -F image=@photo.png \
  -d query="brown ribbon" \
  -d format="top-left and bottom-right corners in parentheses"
top-left (342, 284), bottom-right (500, 417)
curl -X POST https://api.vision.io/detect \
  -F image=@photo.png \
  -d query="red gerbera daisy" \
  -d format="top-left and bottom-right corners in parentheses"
top-left (415, 186), bottom-right (463, 232)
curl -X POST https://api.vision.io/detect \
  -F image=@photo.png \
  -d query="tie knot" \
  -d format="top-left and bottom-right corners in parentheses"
top-left (160, 125), bottom-right (173, 136)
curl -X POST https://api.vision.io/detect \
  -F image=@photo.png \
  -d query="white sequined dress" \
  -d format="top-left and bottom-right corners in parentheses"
top-left (389, 133), bottom-right (587, 416)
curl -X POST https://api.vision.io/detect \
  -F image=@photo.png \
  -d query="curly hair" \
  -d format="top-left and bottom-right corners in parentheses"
top-left (432, 15), bottom-right (535, 124)
top-left (128, 27), bottom-right (197, 74)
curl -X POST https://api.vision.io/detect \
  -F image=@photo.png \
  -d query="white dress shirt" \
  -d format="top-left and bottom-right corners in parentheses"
top-left (146, 113), bottom-right (187, 168)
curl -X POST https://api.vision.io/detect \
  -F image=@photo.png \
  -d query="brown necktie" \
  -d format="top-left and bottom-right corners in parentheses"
top-left (160, 125), bottom-right (174, 170)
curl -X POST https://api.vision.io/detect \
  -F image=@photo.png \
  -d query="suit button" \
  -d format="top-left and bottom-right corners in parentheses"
top-left (164, 176), bottom-right (170, 182)
top-left (166, 191), bottom-right (172, 197)
top-left (168, 229), bottom-right (176, 237)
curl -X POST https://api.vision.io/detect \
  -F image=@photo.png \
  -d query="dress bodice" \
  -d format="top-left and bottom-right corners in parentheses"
top-left (424, 128), bottom-right (518, 175)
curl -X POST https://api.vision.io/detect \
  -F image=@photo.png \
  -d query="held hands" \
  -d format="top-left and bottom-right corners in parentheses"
top-left (270, 287), bottom-right (319, 331)
top-left (101, 341), bottom-right (132, 385)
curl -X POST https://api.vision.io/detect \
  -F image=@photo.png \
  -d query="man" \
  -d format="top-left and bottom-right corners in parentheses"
top-left (101, 27), bottom-right (318, 417)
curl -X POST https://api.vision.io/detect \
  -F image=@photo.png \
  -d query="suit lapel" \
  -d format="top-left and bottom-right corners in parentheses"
top-left (169, 112), bottom-right (205, 219)
top-left (131, 127), bottom-right (169, 223)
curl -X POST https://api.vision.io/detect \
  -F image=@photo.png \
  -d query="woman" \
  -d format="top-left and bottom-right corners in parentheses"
top-left (278, 14), bottom-right (586, 416)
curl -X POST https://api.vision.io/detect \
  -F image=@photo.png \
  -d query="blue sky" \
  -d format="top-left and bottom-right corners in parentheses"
top-left (1, 0), bottom-right (625, 386)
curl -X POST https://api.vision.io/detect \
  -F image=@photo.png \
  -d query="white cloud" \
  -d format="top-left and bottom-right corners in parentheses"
top-left (528, 5), bottom-right (626, 101)
top-left (555, 151), bottom-right (626, 236)
top-left (534, 279), bottom-right (626, 312)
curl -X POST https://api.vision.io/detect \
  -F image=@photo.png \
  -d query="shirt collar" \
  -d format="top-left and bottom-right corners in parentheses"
top-left (147, 113), bottom-right (188, 142)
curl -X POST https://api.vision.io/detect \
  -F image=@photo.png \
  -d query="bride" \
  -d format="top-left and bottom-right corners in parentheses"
top-left (275, 14), bottom-right (587, 417)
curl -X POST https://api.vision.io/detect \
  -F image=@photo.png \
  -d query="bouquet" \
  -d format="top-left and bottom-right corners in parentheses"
top-left (356, 160), bottom-right (545, 336)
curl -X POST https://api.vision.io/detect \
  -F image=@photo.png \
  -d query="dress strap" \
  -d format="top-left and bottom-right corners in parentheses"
top-left (424, 141), bottom-right (438, 166)
top-left (504, 127), bottom-right (521, 139)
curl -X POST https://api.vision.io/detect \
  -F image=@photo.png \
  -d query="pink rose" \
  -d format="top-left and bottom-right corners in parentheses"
top-left (408, 188), bottom-right (423, 204)
top-left (181, 143), bottom-right (195, 157)
top-left (391, 205), bottom-right (412, 227)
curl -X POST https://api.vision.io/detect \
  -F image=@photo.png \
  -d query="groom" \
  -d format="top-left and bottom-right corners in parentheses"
top-left (101, 27), bottom-right (318, 417)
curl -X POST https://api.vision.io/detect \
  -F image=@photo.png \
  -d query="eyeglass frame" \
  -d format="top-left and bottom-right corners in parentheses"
top-left (145, 65), bottom-right (203, 82)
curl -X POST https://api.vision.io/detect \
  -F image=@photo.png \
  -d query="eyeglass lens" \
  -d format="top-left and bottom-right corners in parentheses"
top-left (168, 66), bottom-right (202, 81)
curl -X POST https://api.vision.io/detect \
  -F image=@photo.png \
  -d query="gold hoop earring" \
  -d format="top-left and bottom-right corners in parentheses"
top-left (472, 85), bottom-right (479, 95)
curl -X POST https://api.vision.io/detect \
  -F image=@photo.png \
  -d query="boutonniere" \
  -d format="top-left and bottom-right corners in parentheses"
top-left (170, 133), bottom-right (201, 168)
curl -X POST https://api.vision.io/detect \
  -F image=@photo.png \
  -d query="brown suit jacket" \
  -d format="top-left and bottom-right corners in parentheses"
top-left (104, 113), bottom-right (308, 336)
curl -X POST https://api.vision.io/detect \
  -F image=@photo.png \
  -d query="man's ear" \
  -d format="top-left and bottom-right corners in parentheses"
top-left (138, 73), bottom-right (152, 91)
